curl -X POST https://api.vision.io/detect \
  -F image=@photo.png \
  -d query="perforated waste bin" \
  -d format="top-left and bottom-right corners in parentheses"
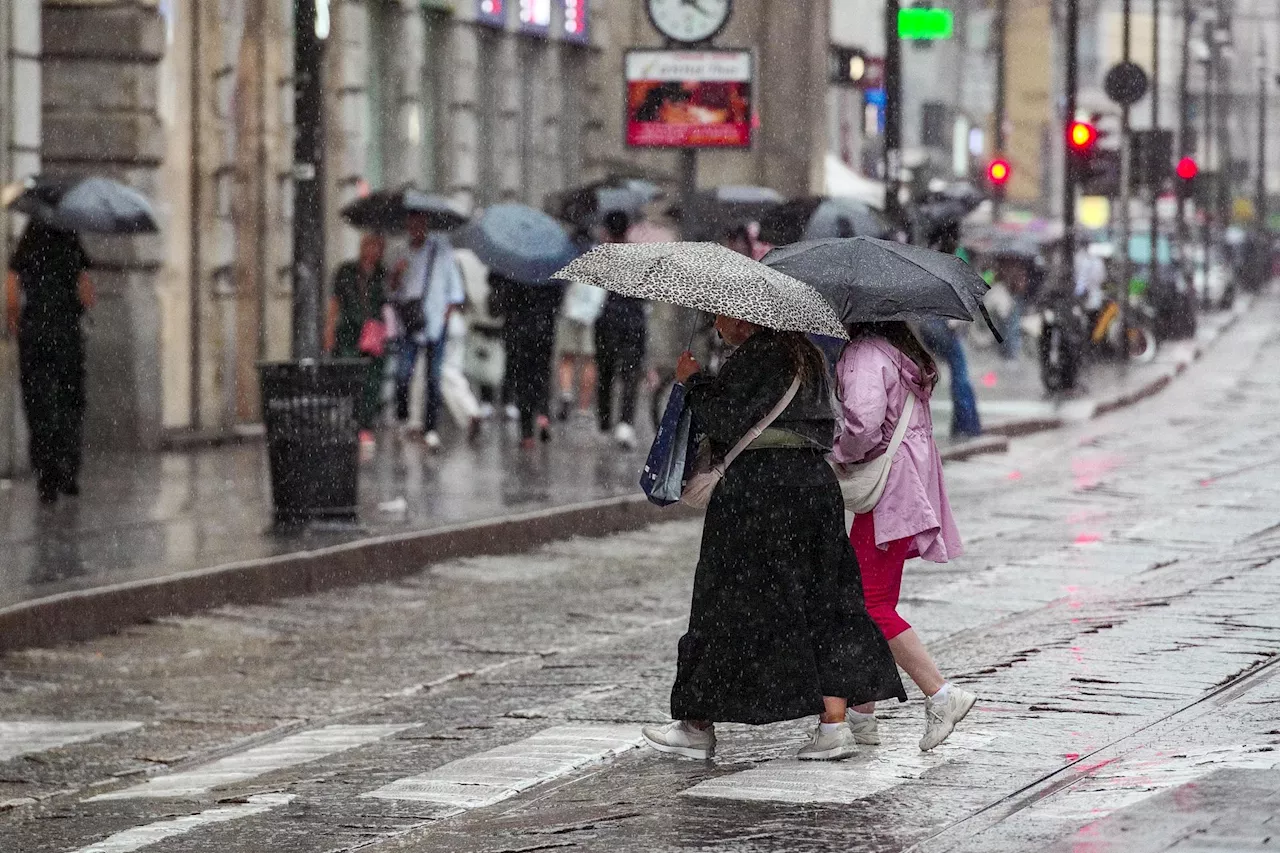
top-left (258, 359), bottom-right (365, 526)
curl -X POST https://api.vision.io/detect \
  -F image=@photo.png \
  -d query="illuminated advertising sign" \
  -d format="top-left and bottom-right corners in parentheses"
top-left (563, 0), bottom-right (588, 43)
top-left (476, 0), bottom-right (504, 27)
top-left (625, 50), bottom-right (753, 149)
top-left (519, 0), bottom-right (550, 33)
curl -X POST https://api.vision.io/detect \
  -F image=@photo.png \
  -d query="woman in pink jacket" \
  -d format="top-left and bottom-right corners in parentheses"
top-left (831, 321), bottom-right (975, 751)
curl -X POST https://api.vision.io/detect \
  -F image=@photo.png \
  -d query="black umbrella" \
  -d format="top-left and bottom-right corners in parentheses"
top-left (548, 178), bottom-right (663, 227)
top-left (763, 236), bottom-right (1001, 339)
top-left (670, 185), bottom-right (785, 241)
top-left (758, 196), bottom-right (892, 246)
top-left (6, 176), bottom-right (158, 234)
top-left (340, 187), bottom-right (468, 231)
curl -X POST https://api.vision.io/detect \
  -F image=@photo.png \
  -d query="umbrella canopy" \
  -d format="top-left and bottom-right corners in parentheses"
top-left (763, 237), bottom-right (992, 330)
top-left (452, 203), bottom-right (580, 285)
top-left (6, 176), bottom-right (158, 234)
top-left (555, 241), bottom-right (848, 340)
top-left (670, 185), bottom-right (785, 241)
top-left (758, 196), bottom-right (892, 246)
top-left (548, 178), bottom-right (663, 227)
top-left (340, 187), bottom-right (468, 231)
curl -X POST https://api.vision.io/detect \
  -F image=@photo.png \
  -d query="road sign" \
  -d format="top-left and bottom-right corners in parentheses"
top-left (1104, 61), bottom-right (1149, 105)
top-left (898, 8), bottom-right (953, 40)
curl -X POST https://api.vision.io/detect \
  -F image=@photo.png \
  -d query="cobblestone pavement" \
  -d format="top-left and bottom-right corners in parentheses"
top-left (2, 298), bottom-right (1280, 852)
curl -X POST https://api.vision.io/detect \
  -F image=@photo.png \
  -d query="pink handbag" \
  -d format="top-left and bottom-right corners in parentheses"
top-left (357, 318), bottom-right (387, 357)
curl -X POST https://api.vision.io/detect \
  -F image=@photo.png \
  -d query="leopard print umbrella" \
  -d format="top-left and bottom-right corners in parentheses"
top-left (555, 242), bottom-right (849, 340)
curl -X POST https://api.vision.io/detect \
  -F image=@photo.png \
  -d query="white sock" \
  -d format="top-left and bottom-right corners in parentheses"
top-left (930, 683), bottom-right (953, 702)
top-left (818, 721), bottom-right (843, 734)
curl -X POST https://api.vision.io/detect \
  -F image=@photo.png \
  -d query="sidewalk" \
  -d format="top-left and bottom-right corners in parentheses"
top-left (0, 301), bottom-right (1243, 648)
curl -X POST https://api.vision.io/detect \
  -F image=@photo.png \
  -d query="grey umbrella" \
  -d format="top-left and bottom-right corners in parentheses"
top-left (453, 203), bottom-right (581, 285)
top-left (555, 242), bottom-right (848, 340)
top-left (7, 176), bottom-right (158, 234)
top-left (763, 236), bottom-right (997, 335)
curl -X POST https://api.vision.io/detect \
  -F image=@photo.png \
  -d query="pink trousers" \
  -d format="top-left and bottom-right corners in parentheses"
top-left (850, 512), bottom-right (913, 641)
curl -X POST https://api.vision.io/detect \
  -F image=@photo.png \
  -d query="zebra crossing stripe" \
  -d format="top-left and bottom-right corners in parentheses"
top-left (364, 724), bottom-right (643, 808)
top-left (87, 724), bottom-right (412, 801)
top-left (0, 722), bottom-right (142, 762)
top-left (69, 793), bottom-right (293, 853)
top-left (681, 727), bottom-right (996, 804)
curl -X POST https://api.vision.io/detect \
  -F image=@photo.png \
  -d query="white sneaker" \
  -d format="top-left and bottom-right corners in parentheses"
top-left (614, 422), bottom-right (638, 450)
top-left (641, 721), bottom-right (715, 759)
top-left (920, 686), bottom-right (977, 752)
top-left (845, 712), bottom-right (881, 745)
top-left (797, 723), bottom-right (858, 761)
top-left (504, 404), bottom-right (519, 421)
top-left (425, 431), bottom-right (442, 452)
top-left (478, 402), bottom-right (496, 420)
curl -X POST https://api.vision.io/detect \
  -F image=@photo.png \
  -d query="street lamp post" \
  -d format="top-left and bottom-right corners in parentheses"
top-left (884, 0), bottom-right (905, 229)
top-left (1256, 44), bottom-right (1268, 236)
top-left (1063, 0), bottom-right (1080, 296)
top-left (291, 0), bottom-right (327, 361)
top-left (1149, 0), bottom-right (1161, 311)
top-left (1175, 0), bottom-right (1193, 293)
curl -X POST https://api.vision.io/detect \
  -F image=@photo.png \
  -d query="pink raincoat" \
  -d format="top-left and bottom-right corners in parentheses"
top-left (830, 337), bottom-right (963, 563)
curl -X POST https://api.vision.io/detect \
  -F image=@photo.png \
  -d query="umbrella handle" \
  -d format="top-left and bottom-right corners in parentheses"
top-left (979, 303), bottom-right (1005, 344)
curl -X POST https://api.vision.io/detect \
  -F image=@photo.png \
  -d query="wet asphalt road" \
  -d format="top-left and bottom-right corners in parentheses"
top-left (3, 299), bottom-right (1280, 852)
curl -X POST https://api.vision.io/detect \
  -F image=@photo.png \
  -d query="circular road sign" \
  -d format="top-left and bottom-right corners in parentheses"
top-left (1104, 61), bottom-right (1150, 105)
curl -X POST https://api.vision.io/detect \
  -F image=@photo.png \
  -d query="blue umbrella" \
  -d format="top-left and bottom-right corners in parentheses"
top-left (7, 175), bottom-right (158, 234)
top-left (453, 203), bottom-right (581, 285)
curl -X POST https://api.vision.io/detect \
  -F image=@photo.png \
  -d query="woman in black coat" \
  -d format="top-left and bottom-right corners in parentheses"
top-left (488, 272), bottom-right (564, 448)
top-left (642, 317), bottom-right (905, 761)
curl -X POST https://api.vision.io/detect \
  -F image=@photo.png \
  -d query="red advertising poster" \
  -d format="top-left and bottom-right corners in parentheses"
top-left (625, 50), bottom-right (753, 149)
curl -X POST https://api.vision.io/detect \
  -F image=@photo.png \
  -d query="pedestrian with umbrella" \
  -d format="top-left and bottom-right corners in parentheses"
top-left (765, 235), bottom-right (983, 751)
top-left (593, 211), bottom-right (647, 450)
top-left (558, 242), bottom-right (905, 760)
top-left (4, 176), bottom-right (158, 504)
top-left (456, 204), bottom-right (580, 449)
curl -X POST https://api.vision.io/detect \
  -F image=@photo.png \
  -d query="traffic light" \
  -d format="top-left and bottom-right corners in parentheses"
top-left (987, 158), bottom-right (1012, 192)
top-left (1175, 156), bottom-right (1198, 199)
top-left (1068, 120), bottom-right (1098, 154)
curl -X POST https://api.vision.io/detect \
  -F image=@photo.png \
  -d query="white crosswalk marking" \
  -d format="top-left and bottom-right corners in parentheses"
top-left (69, 793), bottom-right (293, 853)
top-left (364, 724), bottom-right (643, 809)
top-left (87, 724), bottom-right (412, 801)
top-left (682, 727), bottom-right (996, 804)
top-left (0, 721), bottom-right (142, 762)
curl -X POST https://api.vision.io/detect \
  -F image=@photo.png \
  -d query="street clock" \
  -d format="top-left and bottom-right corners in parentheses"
top-left (646, 0), bottom-right (732, 44)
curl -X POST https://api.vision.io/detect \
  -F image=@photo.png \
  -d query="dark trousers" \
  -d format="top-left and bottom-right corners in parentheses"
top-left (394, 336), bottom-right (446, 431)
top-left (507, 319), bottom-right (556, 440)
top-left (595, 320), bottom-right (646, 430)
top-left (19, 330), bottom-right (86, 494)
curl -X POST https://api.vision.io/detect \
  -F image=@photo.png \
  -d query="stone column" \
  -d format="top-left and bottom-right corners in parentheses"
top-left (41, 0), bottom-right (165, 449)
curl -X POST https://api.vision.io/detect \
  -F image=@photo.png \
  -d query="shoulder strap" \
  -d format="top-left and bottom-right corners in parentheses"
top-left (884, 392), bottom-right (916, 461)
top-left (721, 375), bottom-right (803, 469)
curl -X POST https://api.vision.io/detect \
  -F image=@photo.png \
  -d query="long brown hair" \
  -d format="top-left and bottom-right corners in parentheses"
top-left (774, 330), bottom-right (827, 382)
top-left (847, 321), bottom-right (937, 389)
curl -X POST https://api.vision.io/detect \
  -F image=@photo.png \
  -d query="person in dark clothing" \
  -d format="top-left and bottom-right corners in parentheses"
top-left (642, 321), bottom-right (906, 761)
top-left (594, 211), bottom-right (646, 450)
top-left (919, 221), bottom-right (982, 438)
top-left (5, 221), bottom-right (95, 504)
top-left (324, 232), bottom-right (388, 443)
top-left (488, 272), bottom-right (564, 448)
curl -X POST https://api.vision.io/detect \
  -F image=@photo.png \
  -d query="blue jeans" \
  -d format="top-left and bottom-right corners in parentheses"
top-left (395, 336), bottom-right (446, 431)
top-left (919, 319), bottom-right (981, 438)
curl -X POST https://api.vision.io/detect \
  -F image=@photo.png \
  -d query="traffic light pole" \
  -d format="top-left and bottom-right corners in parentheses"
top-left (992, 0), bottom-right (1009, 221)
top-left (292, 0), bottom-right (326, 361)
top-left (1256, 44), bottom-right (1267, 237)
top-left (1202, 17), bottom-right (1215, 290)
top-left (1063, 0), bottom-right (1079, 295)
top-left (1176, 0), bottom-right (1192, 291)
top-left (884, 0), bottom-right (905, 230)
top-left (1149, 0), bottom-right (1161, 311)
top-left (1117, 0), bottom-right (1133, 362)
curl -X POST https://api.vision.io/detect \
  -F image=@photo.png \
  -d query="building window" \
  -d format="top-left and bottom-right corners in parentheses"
top-left (519, 0), bottom-right (551, 35)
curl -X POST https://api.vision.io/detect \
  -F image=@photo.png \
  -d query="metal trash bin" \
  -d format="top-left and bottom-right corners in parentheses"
top-left (258, 359), bottom-right (366, 527)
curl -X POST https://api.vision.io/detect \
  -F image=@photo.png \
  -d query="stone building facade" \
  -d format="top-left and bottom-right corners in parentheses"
top-left (1, 0), bottom-right (832, 474)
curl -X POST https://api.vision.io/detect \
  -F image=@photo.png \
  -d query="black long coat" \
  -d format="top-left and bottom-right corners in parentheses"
top-left (671, 330), bottom-right (906, 724)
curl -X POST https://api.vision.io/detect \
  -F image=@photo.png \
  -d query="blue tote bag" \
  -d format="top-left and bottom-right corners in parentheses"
top-left (640, 383), bottom-right (696, 506)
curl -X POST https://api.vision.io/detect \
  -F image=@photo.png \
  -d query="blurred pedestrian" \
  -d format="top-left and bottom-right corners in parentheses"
top-left (556, 228), bottom-right (603, 421)
top-left (388, 210), bottom-right (465, 453)
top-left (5, 221), bottom-right (94, 504)
top-left (919, 223), bottom-right (981, 438)
top-left (325, 232), bottom-right (388, 447)
top-left (594, 212), bottom-right (646, 449)
top-left (489, 272), bottom-right (563, 449)
top-left (832, 320), bottom-right (975, 752)
top-left (642, 319), bottom-right (905, 761)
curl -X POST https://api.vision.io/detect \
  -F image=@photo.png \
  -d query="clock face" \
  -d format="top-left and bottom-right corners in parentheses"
top-left (647, 0), bottom-right (732, 44)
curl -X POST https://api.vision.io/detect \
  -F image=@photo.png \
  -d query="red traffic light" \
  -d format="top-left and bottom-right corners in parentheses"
top-left (987, 158), bottom-right (1012, 186)
top-left (1068, 121), bottom-right (1098, 152)
top-left (1176, 156), bottom-right (1199, 180)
